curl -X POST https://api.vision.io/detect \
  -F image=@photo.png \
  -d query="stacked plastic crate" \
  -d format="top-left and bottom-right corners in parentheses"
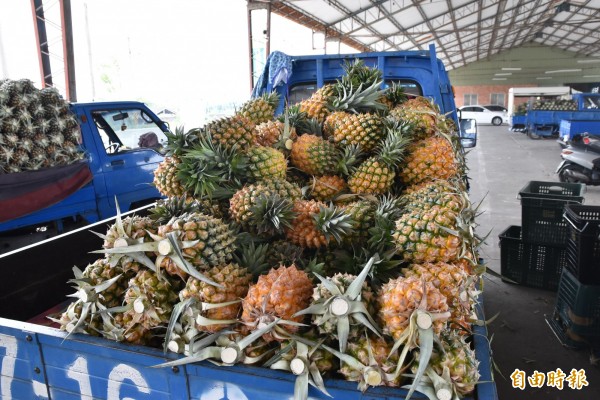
top-left (499, 181), bottom-right (585, 291)
top-left (547, 205), bottom-right (600, 349)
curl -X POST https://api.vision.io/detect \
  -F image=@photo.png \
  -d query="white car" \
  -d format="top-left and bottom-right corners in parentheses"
top-left (459, 105), bottom-right (507, 126)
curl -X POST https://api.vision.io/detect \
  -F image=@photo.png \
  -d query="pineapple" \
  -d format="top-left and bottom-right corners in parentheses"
top-left (389, 97), bottom-right (438, 140)
top-left (298, 84), bottom-right (336, 123)
top-left (400, 134), bottom-right (461, 187)
top-left (229, 179), bottom-right (302, 228)
top-left (342, 199), bottom-right (376, 247)
top-left (204, 114), bottom-right (255, 149)
top-left (56, 259), bottom-right (129, 336)
top-left (403, 262), bottom-right (474, 332)
top-left (347, 123), bottom-right (411, 195)
top-left (241, 264), bottom-right (313, 342)
top-left (331, 112), bottom-right (385, 152)
top-left (428, 331), bottom-right (480, 396)
top-left (179, 263), bottom-right (251, 332)
top-left (149, 196), bottom-right (225, 224)
top-left (246, 145), bottom-right (287, 181)
top-left (176, 132), bottom-right (248, 199)
top-left (120, 269), bottom-right (181, 336)
top-left (285, 200), bottom-right (353, 249)
top-left (378, 276), bottom-right (450, 341)
top-left (101, 215), bottom-right (156, 250)
top-left (254, 119), bottom-right (296, 147)
top-left (238, 91), bottom-right (279, 125)
top-left (290, 134), bottom-right (339, 176)
top-left (156, 212), bottom-right (237, 279)
top-left (308, 175), bottom-right (347, 201)
top-left (296, 257), bottom-right (380, 352)
top-left (337, 334), bottom-right (401, 391)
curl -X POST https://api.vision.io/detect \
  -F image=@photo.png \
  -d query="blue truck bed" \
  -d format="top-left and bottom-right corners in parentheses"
top-left (559, 119), bottom-right (600, 140)
top-left (0, 209), bottom-right (498, 400)
top-left (0, 303), bottom-right (496, 400)
top-left (526, 110), bottom-right (600, 137)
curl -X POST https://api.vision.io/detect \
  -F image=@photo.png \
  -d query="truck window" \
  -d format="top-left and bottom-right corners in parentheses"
top-left (92, 109), bottom-right (167, 154)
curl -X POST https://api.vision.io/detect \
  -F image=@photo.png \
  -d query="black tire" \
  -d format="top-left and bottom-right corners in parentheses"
top-left (492, 117), bottom-right (502, 126)
top-left (527, 130), bottom-right (541, 140)
top-left (558, 164), bottom-right (587, 183)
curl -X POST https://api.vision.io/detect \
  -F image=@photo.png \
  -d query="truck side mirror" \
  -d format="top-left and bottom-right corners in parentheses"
top-left (459, 118), bottom-right (477, 148)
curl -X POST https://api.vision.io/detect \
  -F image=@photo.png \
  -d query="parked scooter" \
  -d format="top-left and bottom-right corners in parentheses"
top-left (556, 133), bottom-right (600, 184)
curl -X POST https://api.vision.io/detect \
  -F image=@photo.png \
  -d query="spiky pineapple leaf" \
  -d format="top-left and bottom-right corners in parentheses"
top-left (314, 204), bottom-right (354, 244)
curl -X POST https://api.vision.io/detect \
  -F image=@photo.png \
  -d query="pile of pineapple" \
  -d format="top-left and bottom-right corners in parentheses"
top-left (0, 79), bottom-right (84, 174)
top-left (57, 61), bottom-right (483, 399)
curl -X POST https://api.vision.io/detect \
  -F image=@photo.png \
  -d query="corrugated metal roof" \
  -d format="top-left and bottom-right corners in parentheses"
top-left (256, 0), bottom-right (600, 70)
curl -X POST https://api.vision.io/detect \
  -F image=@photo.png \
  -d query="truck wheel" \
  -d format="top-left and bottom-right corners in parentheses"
top-left (492, 117), bottom-right (502, 126)
top-left (527, 130), bottom-right (541, 140)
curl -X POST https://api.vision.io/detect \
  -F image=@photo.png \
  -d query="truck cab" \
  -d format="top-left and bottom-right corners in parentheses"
top-left (254, 44), bottom-right (475, 147)
top-left (0, 101), bottom-right (167, 237)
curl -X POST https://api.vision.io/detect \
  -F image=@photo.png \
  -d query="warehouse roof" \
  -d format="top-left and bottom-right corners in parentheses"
top-left (262, 0), bottom-right (600, 70)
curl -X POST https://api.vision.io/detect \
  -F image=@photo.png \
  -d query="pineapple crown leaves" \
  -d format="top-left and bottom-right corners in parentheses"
top-left (249, 194), bottom-right (296, 236)
top-left (313, 204), bottom-right (355, 244)
top-left (274, 110), bottom-right (296, 151)
top-left (233, 241), bottom-right (270, 279)
top-left (279, 104), bottom-right (310, 134)
top-left (302, 118), bottom-right (325, 137)
top-left (294, 256), bottom-right (382, 353)
top-left (337, 144), bottom-right (364, 176)
top-left (340, 59), bottom-right (383, 90)
top-left (149, 196), bottom-right (200, 225)
top-left (383, 82), bottom-right (408, 108)
top-left (327, 79), bottom-right (387, 114)
top-left (374, 123), bottom-right (412, 170)
top-left (178, 133), bottom-right (248, 199)
top-left (366, 196), bottom-right (404, 254)
top-left (265, 339), bottom-right (332, 400)
top-left (261, 91), bottom-right (281, 110)
top-left (164, 126), bottom-right (199, 156)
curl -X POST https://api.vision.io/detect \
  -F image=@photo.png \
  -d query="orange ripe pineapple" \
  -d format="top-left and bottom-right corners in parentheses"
top-left (400, 135), bottom-right (460, 187)
top-left (290, 134), bottom-right (339, 176)
top-left (286, 200), bottom-right (352, 249)
top-left (309, 175), bottom-right (347, 201)
top-left (298, 84), bottom-right (336, 123)
top-left (378, 276), bottom-right (449, 341)
top-left (241, 264), bottom-right (313, 341)
top-left (179, 263), bottom-right (251, 332)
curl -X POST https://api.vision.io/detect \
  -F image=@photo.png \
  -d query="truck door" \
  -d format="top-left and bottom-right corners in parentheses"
top-left (84, 105), bottom-right (166, 216)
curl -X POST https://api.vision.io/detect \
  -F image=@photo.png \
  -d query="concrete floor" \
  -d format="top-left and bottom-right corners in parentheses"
top-left (467, 125), bottom-right (600, 400)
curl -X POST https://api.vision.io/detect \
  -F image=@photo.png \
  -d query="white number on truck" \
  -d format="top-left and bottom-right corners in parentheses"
top-left (0, 334), bottom-right (18, 399)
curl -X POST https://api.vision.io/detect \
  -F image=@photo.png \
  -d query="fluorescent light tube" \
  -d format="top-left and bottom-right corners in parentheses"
top-left (545, 69), bottom-right (582, 74)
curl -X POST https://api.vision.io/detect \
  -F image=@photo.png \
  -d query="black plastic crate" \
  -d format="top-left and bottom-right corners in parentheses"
top-left (519, 181), bottom-right (585, 246)
top-left (554, 269), bottom-right (600, 337)
top-left (565, 204), bottom-right (600, 284)
top-left (499, 225), bottom-right (566, 291)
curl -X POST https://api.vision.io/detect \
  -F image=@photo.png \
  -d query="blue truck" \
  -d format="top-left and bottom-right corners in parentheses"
top-left (0, 48), bottom-right (496, 400)
top-left (0, 101), bottom-right (168, 250)
top-left (525, 93), bottom-right (600, 139)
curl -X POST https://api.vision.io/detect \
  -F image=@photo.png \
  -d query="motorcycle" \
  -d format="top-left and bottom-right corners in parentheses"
top-left (556, 133), bottom-right (600, 184)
